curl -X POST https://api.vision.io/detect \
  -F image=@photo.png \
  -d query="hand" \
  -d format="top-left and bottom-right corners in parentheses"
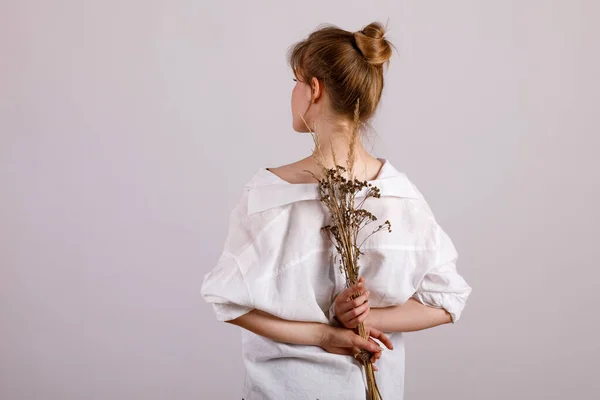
top-left (318, 324), bottom-right (385, 371)
top-left (334, 276), bottom-right (371, 329)
top-left (361, 323), bottom-right (394, 362)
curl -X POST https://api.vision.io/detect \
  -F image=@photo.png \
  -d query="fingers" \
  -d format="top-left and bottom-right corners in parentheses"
top-left (345, 303), bottom-right (370, 328)
top-left (351, 345), bottom-right (360, 359)
top-left (368, 338), bottom-right (382, 362)
top-left (347, 290), bottom-right (369, 312)
top-left (333, 277), bottom-right (375, 330)
top-left (334, 280), bottom-right (364, 320)
top-left (352, 333), bottom-right (383, 354)
top-left (343, 296), bottom-right (369, 318)
top-left (367, 326), bottom-right (394, 350)
top-left (337, 283), bottom-right (370, 327)
top-left (353, 341), bottom-right (380, 372)
top-left (341, 277), bottom-right (366, 303)
top-left (337, 293), bottom-right (369, 325)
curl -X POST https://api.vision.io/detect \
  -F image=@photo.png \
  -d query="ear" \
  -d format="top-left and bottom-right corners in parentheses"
top-left (310, 76), bottom-right (322, 103)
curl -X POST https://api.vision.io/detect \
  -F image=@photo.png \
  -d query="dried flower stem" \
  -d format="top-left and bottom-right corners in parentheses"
top-left (298, 99), bottom-right (392, 400)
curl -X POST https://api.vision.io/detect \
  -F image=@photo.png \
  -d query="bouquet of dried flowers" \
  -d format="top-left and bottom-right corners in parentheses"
top-left (299, 99), bottom-right (392, 400)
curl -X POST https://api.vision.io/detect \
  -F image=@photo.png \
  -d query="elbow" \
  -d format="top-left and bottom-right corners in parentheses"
top-left (223, 308), bottom-right (255, 326)
top-left (412, 288), bottom-right (472, 324)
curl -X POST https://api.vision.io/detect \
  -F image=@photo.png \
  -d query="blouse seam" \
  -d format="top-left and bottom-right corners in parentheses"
top-left (238, 207), bottom-right (290, 262)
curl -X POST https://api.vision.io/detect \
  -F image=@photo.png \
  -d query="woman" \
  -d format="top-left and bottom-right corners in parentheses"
top-left (201, 21), bottom-right (472, 399)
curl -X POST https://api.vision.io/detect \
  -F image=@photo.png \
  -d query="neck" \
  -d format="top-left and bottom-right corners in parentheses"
top-left (309, 125), bottom-right (371, 172)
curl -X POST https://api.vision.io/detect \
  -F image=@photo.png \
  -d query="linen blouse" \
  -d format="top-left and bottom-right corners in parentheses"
top-left (201, 157), bottom-right (472, 400)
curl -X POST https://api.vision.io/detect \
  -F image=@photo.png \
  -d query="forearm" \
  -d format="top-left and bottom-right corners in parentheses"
top-left (226, 309), bottom-right (326, 346)
top-left (366, 297), bottom-right (452, 333)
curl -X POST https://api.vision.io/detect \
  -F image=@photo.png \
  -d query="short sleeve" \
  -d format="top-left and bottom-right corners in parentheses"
top-left (411, 223), bottom-right (472, 323)
top-left (201, 253), bottom-right (254, 322)
top-left (201, 188), bottom-right (256, 323)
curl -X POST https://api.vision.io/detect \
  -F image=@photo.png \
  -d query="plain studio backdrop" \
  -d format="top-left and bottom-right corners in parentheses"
top-left (1, 1), bottom-right (598, 399)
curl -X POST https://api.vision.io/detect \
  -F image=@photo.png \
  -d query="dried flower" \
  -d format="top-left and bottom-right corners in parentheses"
top-left (298, 98), bottom-right (392, 400)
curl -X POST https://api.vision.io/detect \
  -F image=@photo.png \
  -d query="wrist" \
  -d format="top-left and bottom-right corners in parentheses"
top-left (365, 307), bottom-right (380, 329)
top-left (316, 323), bottom-right (332, 348)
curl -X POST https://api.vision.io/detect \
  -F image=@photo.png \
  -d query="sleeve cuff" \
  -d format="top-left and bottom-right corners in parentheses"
top-left (412, 286), bottom-right (472, 323)
top-left (201, 254), bottom-right (254, 323)
top-left (213, 303), bottom-right (254, 322)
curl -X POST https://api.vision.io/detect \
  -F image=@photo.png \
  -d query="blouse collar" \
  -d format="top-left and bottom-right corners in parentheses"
top-left (245, 158), bottom-right (422, 216)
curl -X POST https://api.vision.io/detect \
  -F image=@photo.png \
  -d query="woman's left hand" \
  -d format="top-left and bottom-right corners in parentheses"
top-left (352, 324), bottom-right (394, 371)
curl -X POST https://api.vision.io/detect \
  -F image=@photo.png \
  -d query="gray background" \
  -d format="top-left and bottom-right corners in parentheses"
top-left (1, 1), bottom-right (598, 399)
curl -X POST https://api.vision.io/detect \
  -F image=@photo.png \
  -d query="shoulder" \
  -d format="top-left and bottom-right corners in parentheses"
top-left (264, 165), bottom-right (295, 184)
top-left (239, 158), bottom-right (313, 188)
top-left (402, 174), bottom-right (427, 201)
top-left (400, 174), bottom-right (455, 246)
top-left (265, 156), bottom-right (389, 184)
top-left (241, 166), bottom-right (279, 189)
top-left (264, 159), bottom-right (319, 184)
top-left (394, 171), bottom-right (436, 219)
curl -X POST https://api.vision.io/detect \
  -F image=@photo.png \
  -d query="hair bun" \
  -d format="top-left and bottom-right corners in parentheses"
top-left (353, 22), bottom-right (392, 67)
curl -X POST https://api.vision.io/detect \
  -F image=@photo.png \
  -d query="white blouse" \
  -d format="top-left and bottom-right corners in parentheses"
top-left (201, 157), bottom-right (472, 400)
